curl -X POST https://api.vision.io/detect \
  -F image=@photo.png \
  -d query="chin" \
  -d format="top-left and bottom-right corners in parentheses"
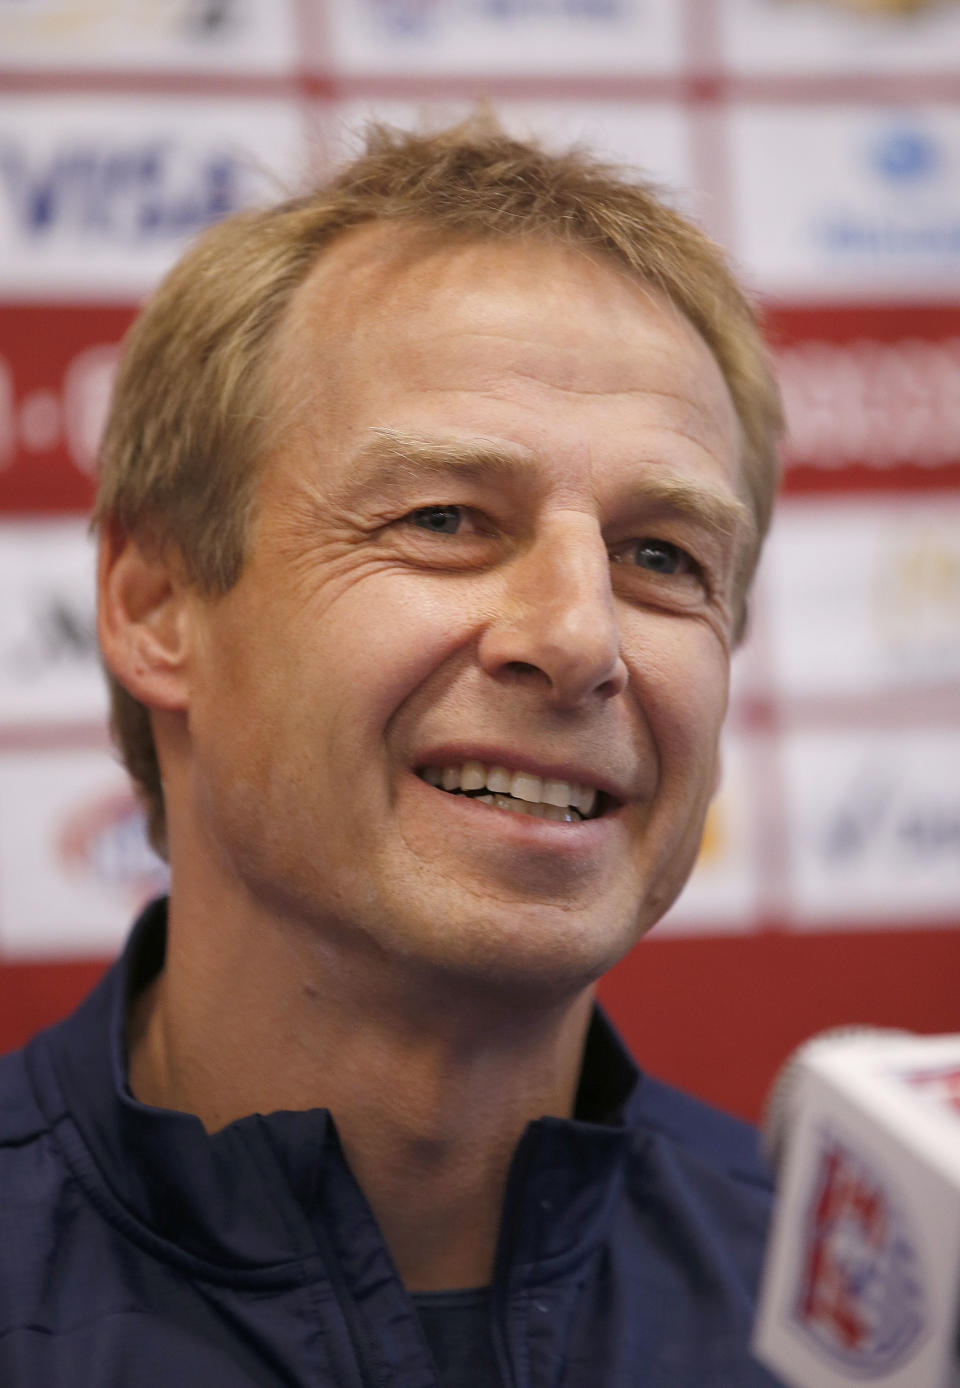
top-left (397, 896), bottom-right (648, 1007)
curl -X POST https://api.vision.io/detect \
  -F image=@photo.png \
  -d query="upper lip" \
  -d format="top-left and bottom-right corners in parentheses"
top-left (413, 747), bottom-right (630, 804)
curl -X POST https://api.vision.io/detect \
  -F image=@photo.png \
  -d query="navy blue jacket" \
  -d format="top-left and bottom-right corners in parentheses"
top-left (0, 899), bottom-right (783, 1386)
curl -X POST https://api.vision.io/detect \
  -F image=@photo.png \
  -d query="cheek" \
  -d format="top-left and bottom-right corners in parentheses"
top-left (300, 573), bottom-right (490, 739)
top-left (624, 620), bottom-right (730, 775)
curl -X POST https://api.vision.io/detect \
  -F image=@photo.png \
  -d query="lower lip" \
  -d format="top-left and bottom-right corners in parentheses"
top-left (408, 773), bottom-right (622, 852)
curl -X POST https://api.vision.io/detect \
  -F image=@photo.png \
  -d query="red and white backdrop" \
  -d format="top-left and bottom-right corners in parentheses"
top-left (1, 0), bottom-right (958, 1120)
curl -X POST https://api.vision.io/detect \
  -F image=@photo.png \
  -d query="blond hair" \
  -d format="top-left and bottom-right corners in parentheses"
top-left (94, 118), bottom-right (782, 855)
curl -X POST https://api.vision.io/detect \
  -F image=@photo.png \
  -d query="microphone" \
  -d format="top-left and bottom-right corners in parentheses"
top-left (751, 1028), bottom-right (960, 1388)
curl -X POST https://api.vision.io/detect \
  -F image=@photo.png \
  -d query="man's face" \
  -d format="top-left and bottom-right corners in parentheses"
top-left (179, 228), bottom-right (750, 998)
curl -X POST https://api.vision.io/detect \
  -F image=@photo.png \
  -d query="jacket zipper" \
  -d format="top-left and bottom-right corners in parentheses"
top-left (489, 1122), bottom-right (545, 1388)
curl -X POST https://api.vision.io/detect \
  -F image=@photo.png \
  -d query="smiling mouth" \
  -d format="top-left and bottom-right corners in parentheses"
top-left (417, 761), bottom-right (608, 823)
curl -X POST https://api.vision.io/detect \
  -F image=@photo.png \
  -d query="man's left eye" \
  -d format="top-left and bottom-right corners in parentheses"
top-left (408, 505), bottom-right (463, 534)
top-left (614, 539), bottom-right (695, 575)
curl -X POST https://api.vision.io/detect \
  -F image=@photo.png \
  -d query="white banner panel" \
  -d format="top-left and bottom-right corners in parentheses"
top-left (0, 745), bottom-right (167, 960)
top-left (763, 494), bottom-right (960, 701)
top-left (0, 93), bottom-right (308, 300)
top-left (314, 0), bottom-right (683, 77)
top-left (0, 518), bottom-right (106, 727)
top-left (656, 726), bottom-right (765, 936)
top-left (0, 0), bottom-right (299, 74)
top-left (782, 725), bottom-right (960, 927)
top-left (728, 104), bottom-right (960, 301)
top-left (720, 0), bottom-right (960, 75)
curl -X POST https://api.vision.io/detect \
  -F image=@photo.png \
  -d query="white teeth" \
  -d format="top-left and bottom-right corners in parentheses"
top-left (487, 765), bottom-right (512, 794)
top-left (476, 794), bottom-right (566, 820)
top-left (422, 761), bottom-right (602, 819)
top-left (461, 759), bottom-right (486, 791)
top-left (542, 778), bottom-right (571, 808)
top-left (510, 771), bottom-right (543, 804)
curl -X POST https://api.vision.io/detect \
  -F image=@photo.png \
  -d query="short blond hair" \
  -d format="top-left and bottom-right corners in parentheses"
top-left (94, 118), bottom-right (783, 855)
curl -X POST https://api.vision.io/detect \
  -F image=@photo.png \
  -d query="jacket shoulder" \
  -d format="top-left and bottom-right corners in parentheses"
top-left (0, 1041), bottom-right (74, 1328)
top-left (0, 1042), bottom-right (51, 1149)
top-left (632, 1072), bottom-right (772, 1189)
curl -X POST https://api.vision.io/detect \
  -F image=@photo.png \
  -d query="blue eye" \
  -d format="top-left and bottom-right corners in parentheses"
top-left (410, 505), bottom-right (462, 534)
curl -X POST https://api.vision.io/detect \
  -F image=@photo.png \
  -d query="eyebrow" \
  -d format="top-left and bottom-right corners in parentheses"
top-left (625, 473), bottom-right (757, 548)
top-left (351, 428), bottom-right (532, 486)
top-left (337, 426), bottom-right (756, 548)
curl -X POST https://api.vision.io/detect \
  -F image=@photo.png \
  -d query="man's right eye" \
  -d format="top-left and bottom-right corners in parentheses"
top-left (408, 505), bottom-right (463, 534)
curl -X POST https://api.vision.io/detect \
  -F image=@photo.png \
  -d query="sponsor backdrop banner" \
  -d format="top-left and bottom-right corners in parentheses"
top-left (0, 0), bottom-right (957, 1119)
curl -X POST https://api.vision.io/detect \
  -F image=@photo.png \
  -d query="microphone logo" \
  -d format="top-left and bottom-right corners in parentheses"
top-left (792, 1126), bottom-right (928, 1374)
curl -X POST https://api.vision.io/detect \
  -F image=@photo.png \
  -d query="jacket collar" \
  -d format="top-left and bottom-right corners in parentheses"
top-left (30, 898), bottom-right (643, 1277)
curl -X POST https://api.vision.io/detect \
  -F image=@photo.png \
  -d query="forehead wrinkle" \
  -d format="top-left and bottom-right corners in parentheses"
top-left (508, 374), bottom-right (695, 401)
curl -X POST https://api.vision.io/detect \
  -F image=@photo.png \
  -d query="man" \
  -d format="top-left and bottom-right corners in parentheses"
top-left (0, 121), bottom-right (784, 1385)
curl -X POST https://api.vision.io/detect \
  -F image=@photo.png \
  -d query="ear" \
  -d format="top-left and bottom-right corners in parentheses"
top-left (97, 517), bottom-right (193, 712)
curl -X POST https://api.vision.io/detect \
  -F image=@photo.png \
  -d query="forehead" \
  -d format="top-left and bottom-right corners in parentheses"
top-left (268, 222), bottom-right (741, 494)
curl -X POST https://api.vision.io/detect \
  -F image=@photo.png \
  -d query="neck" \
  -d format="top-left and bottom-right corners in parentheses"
top-left (128, 889), bottom-right (595, 1291)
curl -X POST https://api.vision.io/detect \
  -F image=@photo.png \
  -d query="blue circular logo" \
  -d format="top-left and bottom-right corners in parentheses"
top-left (870, 127), bottom-right (941, 184)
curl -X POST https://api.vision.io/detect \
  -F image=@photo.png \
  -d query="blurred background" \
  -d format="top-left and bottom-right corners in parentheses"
top-left (0, 0), bottom-right (958, 1121)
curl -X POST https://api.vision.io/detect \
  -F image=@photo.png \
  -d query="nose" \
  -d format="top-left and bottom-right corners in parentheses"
top-left (477, 511), bottom-right (629, 707)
